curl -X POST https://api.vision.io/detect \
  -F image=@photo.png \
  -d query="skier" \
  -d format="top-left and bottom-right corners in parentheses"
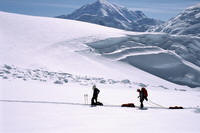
top-left (91, 85), bottom-right (100, 106)
top-left (137, 88), bottom-right (148, 108)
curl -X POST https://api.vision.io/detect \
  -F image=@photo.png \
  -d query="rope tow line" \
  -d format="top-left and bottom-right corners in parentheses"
top-left (148, 99), bottom-right (168, 109)
top-left (0, 99), bottom-right (199, 110)
top-left (0, 99), bottom-right (88, 106)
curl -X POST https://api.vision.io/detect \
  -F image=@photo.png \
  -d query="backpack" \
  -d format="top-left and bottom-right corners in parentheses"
top-left (141, 88), bottom-right (148, 98)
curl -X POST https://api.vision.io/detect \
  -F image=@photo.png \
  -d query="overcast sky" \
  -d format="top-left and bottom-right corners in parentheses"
top-left (0, 0), bottom-right (200, 21)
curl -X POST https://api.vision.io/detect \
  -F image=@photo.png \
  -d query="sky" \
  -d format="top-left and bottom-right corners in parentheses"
top-left (0, 0), bottom-right (200, 21)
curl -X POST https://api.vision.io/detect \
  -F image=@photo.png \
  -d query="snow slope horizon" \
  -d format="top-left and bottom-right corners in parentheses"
top-left (1, 11), bottom-right (200, 88)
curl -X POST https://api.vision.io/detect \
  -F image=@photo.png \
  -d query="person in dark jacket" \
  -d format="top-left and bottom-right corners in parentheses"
top-left (91, 85), bottom-right (100, 105)
top-left (137, 88), bottom-right (148, 108)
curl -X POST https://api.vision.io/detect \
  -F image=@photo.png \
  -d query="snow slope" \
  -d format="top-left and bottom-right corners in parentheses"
top-left (0, 11), bottom-right (200, 133)
top-left (0, 11), bottom-right (127, 78)
top-left (88, 34), bottom-right (200, 87)
top-left (1, 75), bottom-right (200, 133)
top-left (1, 11), bottom-right (200, 87)
top-left (0, 11), bottom-right (184, 87)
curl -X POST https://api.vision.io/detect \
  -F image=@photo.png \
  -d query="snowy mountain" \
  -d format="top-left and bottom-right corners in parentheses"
top-left (150, 3), bottom-right (200, 37)
top-left (1, 11), bottom-right (200, 133)
top-left (57, 0), bottom-right (163, 32)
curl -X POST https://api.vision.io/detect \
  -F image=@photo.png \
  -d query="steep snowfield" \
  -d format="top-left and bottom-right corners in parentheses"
top-left (0, 11), bottom-right (183, 87)
top-left (0, 11), bottom-right (200, 133)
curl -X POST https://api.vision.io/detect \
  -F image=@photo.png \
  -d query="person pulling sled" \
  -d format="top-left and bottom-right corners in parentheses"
top-left (137, 88), bottom-right (148, 109)
top-left (91, 85), bottom-right (103, 106)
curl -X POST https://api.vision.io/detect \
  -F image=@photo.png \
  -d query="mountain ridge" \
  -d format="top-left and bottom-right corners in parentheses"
top-left (56, 0), bottom-right (163, 32)
top-left (149, 3), bottom-right (200, 37)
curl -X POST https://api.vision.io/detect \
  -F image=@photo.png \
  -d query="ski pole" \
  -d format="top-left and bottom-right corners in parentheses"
top-left (84, 94), bottom-right (88, 104)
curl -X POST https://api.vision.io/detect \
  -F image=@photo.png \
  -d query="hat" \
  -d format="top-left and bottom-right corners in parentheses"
top-left (92, 84), bottom-right (96, 90)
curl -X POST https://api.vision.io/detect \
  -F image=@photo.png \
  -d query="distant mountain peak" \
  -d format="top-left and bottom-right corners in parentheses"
top-left (96, 0), bottom-right (120, 7)
top-left (56, 0), bottom-right (163, 32)
top-left (187, 3), bottom-right (200, 9)
top-left (93, 0), bottom-right (125, 14)
top-left (97, 0), bottom-right (109, 4)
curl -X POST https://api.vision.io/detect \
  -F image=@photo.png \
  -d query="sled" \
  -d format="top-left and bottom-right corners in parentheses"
top-left (121, 103), bottom-right (135, 108)
top-left (169, 106), bottom-right (184, 109)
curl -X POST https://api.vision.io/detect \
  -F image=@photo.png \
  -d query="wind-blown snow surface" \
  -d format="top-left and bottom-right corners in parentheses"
top-left (0, 11), bottom-right (200, 133)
